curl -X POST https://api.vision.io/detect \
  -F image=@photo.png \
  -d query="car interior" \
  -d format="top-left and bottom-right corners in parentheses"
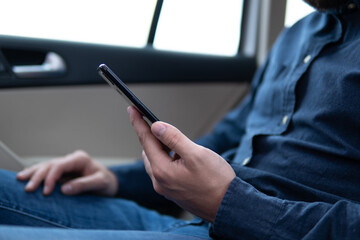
top-left (0, 0), bottom-right (312, 170)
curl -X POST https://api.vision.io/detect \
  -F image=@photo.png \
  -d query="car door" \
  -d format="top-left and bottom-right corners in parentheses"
top-left (0, 0), bottom-right (273, 167)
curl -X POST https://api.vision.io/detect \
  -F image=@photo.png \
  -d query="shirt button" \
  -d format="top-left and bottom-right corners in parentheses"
top-left (282, 115), bottom-right (289, 125)
top-left (242, 157), bottom-right (251, 166)
top-left (303, 55), bottom-right (311, 64)
top-left (348, 3), bottom-right (357, 10)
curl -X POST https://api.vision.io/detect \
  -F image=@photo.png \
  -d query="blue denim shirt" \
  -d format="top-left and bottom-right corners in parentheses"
top-left (111, 2), bottom-right (360, 239)
top-left (196, 2), bottom-right (360, 239)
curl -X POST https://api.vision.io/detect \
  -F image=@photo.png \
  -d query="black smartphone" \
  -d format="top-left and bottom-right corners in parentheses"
top-left (97, 64), bottom-right (159, 123)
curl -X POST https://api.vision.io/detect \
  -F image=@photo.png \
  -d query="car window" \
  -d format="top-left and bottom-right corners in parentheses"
top-left (1, 0), bottom-right (244, 56)
top-left (154, 0), bottom-right (244, 56)
top-left (0, 0), bottom-right (157, 47)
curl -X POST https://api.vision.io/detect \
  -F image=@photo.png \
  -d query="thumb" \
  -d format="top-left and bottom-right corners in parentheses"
top-left (151, 122), bottom-right (197, 158)
top-left (61, 172), bottom-right (105, 195)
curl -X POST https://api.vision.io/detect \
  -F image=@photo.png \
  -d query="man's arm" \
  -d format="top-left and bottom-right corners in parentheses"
top-left (108, 162), bottom-right (177, 209)
top-left (212, 176), bottom-right (360, 239)
top-left (17, 150), bottom-right (119, 196)
top-left (109, 62), bottom-right (269, 207)
top-left (129, 106), bottom-right (360, 239)
top-left (128, 106), bottom-right (236, 221)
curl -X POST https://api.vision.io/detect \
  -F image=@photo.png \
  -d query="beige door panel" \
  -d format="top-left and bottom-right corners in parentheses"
top-left (0, 83), bottom-right (249, 165)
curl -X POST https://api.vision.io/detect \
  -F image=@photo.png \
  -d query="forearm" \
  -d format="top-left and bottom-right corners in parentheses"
top-left (211, 177), bottom-right (360, 239)
top-left (108, 161), bottom-right (176, 209)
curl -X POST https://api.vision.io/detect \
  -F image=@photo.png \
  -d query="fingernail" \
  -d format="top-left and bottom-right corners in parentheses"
top-left (43, 186), bottom-right (49, 195)
top-left (127, 106), bottom-right (132, 115)
top-left (25, 181), bottom-right (34, 190)
top-left (62, 184), bottom-right (72, 194)
top-left (18, 169), bottom-right (28, 176)
top-left (153, 123), bottom-right (166, 137)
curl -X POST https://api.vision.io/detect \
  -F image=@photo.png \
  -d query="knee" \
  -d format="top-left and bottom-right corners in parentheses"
top-left (0, 169), bottom-right (26, 191)
top-left (0, 168), bottom-right (18, 179)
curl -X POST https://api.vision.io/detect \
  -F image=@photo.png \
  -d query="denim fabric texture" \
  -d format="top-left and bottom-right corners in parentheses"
top-left (0, 170), bottom-right (210, 239)
top-left (1, 1), bottom-right (360, 239)
top-left (197, 3), bottom-right (360, 239)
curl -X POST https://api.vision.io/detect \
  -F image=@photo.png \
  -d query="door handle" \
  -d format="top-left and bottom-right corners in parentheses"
top-left (12, 52), bottom-right (66, 78)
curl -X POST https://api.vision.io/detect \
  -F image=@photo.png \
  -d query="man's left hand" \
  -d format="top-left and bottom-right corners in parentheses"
top-left (128, 106), bottom-right (236, 223)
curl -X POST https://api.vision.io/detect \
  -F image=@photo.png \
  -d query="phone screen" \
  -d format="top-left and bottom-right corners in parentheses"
top-left (97, 64), bottom-right (159, 123)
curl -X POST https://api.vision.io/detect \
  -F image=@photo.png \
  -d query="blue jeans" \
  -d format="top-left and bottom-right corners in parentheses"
top-left (0, 169), bottom-right (211, 239)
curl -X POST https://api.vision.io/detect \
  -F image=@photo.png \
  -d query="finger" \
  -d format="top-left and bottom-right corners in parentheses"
top-left (142, 150), bottom-right (166, 196)
top-left (128, 106), bottom-right (169, 164)
top-left (61, 172), bottom-right (105, 195)
top-left (43, 162), bottom-right (69, 195)
top-left (151, 121), bottom-right (197, 158)
top-left (43, 167), bottom-right (62, 195)
top-left (17, 166), bottom-right (37, 180)
top-left (25, 165), bottom-right (50, 192)
top-left (59, 150), bottom-right (90, 172)
top-left (128, 106), bottom-right (152, 144)
top-left (142, 150), bottom-right (154, 180)
top-left (43, 151), bottom-right (91, 195)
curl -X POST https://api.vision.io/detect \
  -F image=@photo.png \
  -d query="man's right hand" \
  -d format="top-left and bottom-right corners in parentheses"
top-left (16, 150), bottom-right (118, 197)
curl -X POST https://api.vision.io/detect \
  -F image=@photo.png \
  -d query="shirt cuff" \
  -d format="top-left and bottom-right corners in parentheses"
top-left (211, 177), bottom-right (285, 239)
top-left (108, 161), bottom-right (149, 197)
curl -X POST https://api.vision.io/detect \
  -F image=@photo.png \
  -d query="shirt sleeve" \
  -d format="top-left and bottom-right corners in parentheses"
top-left (211, 177), bottom-right (360, 239)
top-left (108, 161), bottom-right (176, 210)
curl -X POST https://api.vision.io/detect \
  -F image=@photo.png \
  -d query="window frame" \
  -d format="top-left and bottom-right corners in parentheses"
top-left (0, 0), bottom-right (258, 88)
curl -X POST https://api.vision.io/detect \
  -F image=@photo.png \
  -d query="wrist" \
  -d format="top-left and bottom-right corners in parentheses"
top-left (106, 170), bottom-right (119, 197)
top-left (188, 174), bottom-right (235, 223)
top-left (209, 175), bottom-right (236, 222)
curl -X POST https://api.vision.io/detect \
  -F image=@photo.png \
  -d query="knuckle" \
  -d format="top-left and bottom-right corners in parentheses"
top-left (130, 115), bottom-right (136, 126)
top-left (152, 166), bottom-right (161, 179)
top-left (137, 132), bottom-right (149, 146)
top-left (166, 133), bottom-right (181, 150)
top-left (51, 162), bottom-right (62, 172)
top-left (196, 146), bottom-right (208, 157)
top-left (98, 172), bottom-right (108, 186)
top-left (152, 167), bottom-right (167, 184)
top-left (141, 150), bottom-right (146, 159)
top-left (153, 182), bottom-right (164, 195)
top-left (74, 150), bottom-right (89, 160)
top-left (44, 177), bottom-right (53, 186)
top-left (49, 158), bottom-right (61, 165)
top-left (31, 167), bottom-right (47, 183)
top-left (33, 161), bottom-right (49, 170)
top-left (143, 162), bottom-right (152, 177)
top-left (130, 113), bottom-right (141, 127)
top-left (72, 182), bottom-right (82, 192)
top-left (23, 166), bottom-right (34, 172)
top-left (51, 162), bottom-right (66, 176)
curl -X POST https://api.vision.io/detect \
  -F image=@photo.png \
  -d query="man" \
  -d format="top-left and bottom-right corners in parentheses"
top-left (1, 0), bottom-right (360, 239)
